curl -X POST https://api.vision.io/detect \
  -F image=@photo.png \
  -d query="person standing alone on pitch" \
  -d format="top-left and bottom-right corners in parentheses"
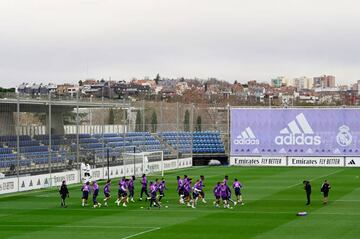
top-left (303, 180), bottom-right (311, 205)
top-left (321, 180), bottom-right (331, 204)
top-left (59, 180), bottom-right (69, 208)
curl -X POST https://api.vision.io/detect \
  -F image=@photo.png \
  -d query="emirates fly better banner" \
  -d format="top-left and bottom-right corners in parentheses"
top-left (231, 108), bottom-right (360, 156)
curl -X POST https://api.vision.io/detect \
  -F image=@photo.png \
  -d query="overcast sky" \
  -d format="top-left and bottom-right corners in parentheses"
top-left (0, 0), bottom-right (360, 88)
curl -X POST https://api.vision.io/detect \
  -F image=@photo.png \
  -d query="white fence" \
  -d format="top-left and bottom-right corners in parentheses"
top-left (230, 156), bottom-right (360, 167)
top-left (0, 157), bottom-right (193, 195)
top-left (19, 124), bottom-right (127, 136)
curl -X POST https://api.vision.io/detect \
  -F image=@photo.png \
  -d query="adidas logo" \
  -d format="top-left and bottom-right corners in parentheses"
top-left (275, 113), bottom-right (321, 146)
top-left (348, 160), bottom-right (356, 165)
top-left (234, 127), bottom-right (260, 145)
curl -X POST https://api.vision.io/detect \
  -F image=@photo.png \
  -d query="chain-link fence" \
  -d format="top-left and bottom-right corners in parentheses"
top-left (0, 93), bottom-right (230, 179)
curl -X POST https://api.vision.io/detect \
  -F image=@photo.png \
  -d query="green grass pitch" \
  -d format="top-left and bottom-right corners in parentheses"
top-left (1, 166), bottom-right (360, 239)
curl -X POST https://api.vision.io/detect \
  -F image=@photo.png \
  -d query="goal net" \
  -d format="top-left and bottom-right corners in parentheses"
top-left (122, 151), bottom-right (164, 177)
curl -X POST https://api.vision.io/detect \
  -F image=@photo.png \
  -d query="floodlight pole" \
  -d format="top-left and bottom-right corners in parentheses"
top-left (16, 94), bottom-right (20, 190)
top-left (133, 146), bottom-right (136, 176)
top-left (107, 148), bottom-right (110, 181)
top-left (161, 151), bottom-right (164, 177)
top-left (76, 90), bottom-right (80, 179)
top-left (227, 104), bottom-right (230, 164)
top-left (48, 92), bottom-right (52, 175)
top-left (101, 93), bottom-right (105, 168)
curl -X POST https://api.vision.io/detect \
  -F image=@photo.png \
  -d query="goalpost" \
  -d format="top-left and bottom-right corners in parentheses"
top-left (122, 151), bottom-right (164, 177)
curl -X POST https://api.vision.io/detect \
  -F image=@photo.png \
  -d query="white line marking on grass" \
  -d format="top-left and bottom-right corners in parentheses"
top-left (162, 166), bottom-right (208, 174)
top-left (1, 207), bottom-right (360, 217)
top-left (285, 169), bottom-right (344, 189)
top-left (0, 225), bottom-right (159, 229)
top-left (121, 227), bottom-right (161, 239)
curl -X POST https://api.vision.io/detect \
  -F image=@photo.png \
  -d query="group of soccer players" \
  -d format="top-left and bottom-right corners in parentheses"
top-left (176, 174), bottom-right (244, 209)
top-left (59, 173), bottom-right (244, 209)
top-left (80, 180), bottom-right (101, 208)
top-left (177, 175), bottom-right (207, 209)
top-left (77, 173), bottom-right (167, 209)
top-left (213, 175), bottom-right (244, 208)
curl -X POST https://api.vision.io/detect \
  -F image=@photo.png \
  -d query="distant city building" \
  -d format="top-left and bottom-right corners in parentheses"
top-left (175, 81), bottom-right (190, 95)
top-left (282, 77), bottom-right (293, 87)
top-left (17, 83), bottom-right (57, 95)
top-left (271, 76), bottom-right (288, 88)
top-left (82, 79), bottom-right (97, 86)
top-left (313, 75), bottom-right (335, 88)
top-left (293, 76), bottom-right (312, 90)
top-left (56, 83), bottom-right (75, 95)
top-left (114, 81), bottom-right (151, 98)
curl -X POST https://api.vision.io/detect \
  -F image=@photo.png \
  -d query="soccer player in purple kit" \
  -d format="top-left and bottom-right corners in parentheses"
top-left (139, 174), bottom-right (150, 201)
top-left (176, 176), bottom-right (184, 204)
top-left (191, 179), bottom-right (202, 209)
top-left (233, 178), bottom-right (244, 205)
top-left (183, 175), bottom-right (189, 184)
top-left (225, 182), bottom-right (237, 206)
top-left (220, 182), bottom-right (230, 208)
top-left (81, 181), bottom-right (90, 207)
top-left (198, 175), bottom-right (207, 203)
top-left (92, 181), bottom-right (101, 208)
top-left (183, 177), bottom-right (192, 207)
top-left (148, 181), bottom-right (160, 209)
top-left (152, 178), bottom-right (160, 206)
top-left (223, 175), bottom-right (229, 185)
top-left (158, 178), bottom-right (167, 203)
top-left (115, 177), bottom-right (122, 205)
top-left (116, 177), bottom-right (128, 207)
top-left (103, 179), bottom-right (111, 207)
top-left (128, 176), bottom-right (135, 203)
top-left (213, 182), bottom-right (221, 208)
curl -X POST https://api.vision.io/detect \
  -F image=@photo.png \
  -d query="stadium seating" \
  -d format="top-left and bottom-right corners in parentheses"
top-left (0, 131), bottom-right (225, 171)
top-left (20, 146), bottom-right (48, 153)
top-left (158, 131), bottom-right (225, 154)
top-left (0, 148), bottom-right (13, 154)
top-left (0, 153), bottom-right (16, 159)
top-left (66, 134), bottom-right (92, 139)
top-left (0, 135), bottom-right (31, 142)
top-left (6, 140), bottom-right (40, 147)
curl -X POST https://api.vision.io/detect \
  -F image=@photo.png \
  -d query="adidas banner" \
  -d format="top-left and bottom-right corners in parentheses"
top-left (231, 108), bottom-right (360, 157)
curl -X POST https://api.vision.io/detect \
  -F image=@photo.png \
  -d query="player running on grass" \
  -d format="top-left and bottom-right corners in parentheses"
top-left (81, 181), bottom-right (91, 207)
top-left (223, 175), bottom-right (229, 185)
top-left (226, 183), bottom-right (237, 206)
top-left (183, 177), bottom-right (192, 207)
top-left (158, 178), bottom-right (167, 203)
top-left (213, 182), bottom-right (221, 208)
top-left (220, 182), bottom-right (230, 208)
top-left (177, 176), bottom-right (184, 204)
top-left (92, 181), bottom-right (101, 208)
top-left (128, 176), bottom-right (135, 203)
top-left (198, 175), bottom-right (207, 203)
top-left (103, 179), bottom-right (111, 206)
top-left (148, 182), bottom-right (160, 209)
top-left (233, 178), bottom-right (244, 205)
top-left (139, 174), bottom-right (150, 201)
top-left (116, 177), bottom-right (128, 207)
top-left (191, 179), bottom-right (202, 209)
